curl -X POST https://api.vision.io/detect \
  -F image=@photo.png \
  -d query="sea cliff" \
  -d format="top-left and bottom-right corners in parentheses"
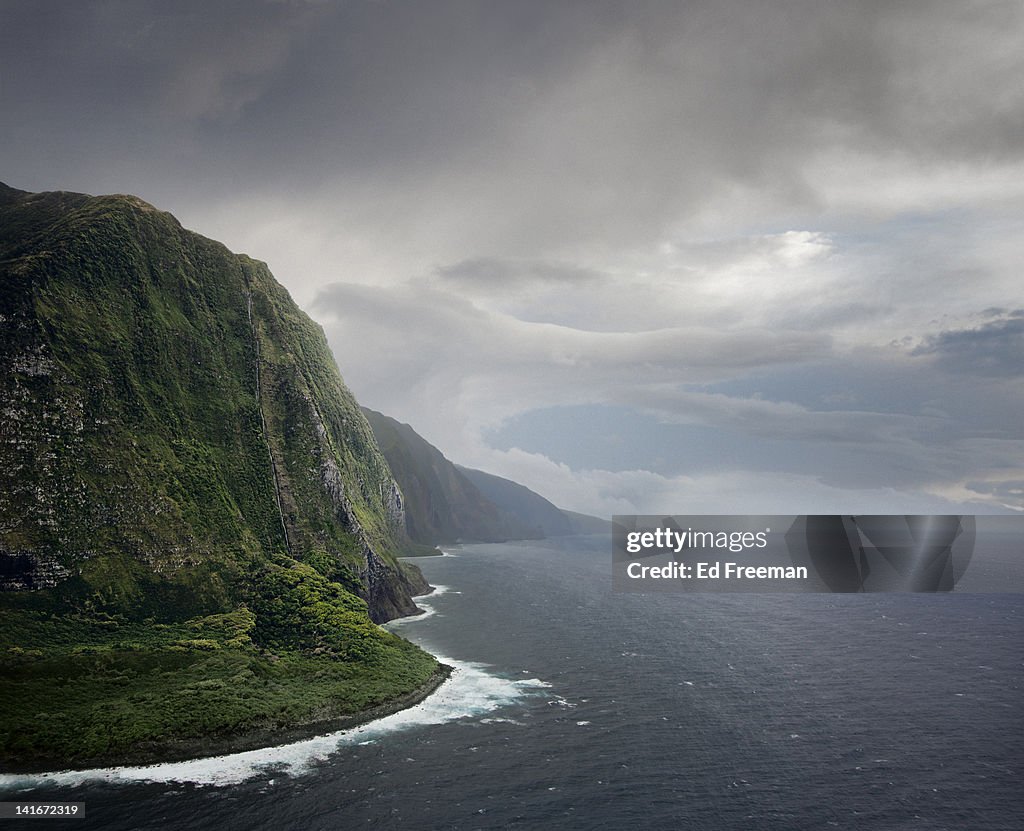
top-left (0, 183), bottom-right (438, 770)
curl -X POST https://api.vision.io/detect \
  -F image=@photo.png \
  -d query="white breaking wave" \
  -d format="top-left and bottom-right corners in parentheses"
top-left (386, 585), bottom-right (450, 625)
top-left (0, 657), bottom-right (548, 790)
top-left (0, 581), bottom-right (550, 790)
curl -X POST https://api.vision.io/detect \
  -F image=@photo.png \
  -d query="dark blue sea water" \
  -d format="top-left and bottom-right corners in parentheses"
top-left (2, 536), bottom-right (1021, 830)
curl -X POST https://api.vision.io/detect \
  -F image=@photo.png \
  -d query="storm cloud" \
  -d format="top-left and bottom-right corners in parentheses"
top-left (3, 0), bottom-right (1022, 512)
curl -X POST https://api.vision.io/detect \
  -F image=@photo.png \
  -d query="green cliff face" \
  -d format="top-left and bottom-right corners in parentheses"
top-left (0, 183), bottom-right (437, 768)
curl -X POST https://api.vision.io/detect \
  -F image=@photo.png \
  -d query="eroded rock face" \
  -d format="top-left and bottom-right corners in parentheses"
top-left (382, 478), bottom-right (406, 530)
top-left (360, 543), bottom-right (423, 622)
top-left (0, 552), bottom-right (70, 591)
top-left (314, 444), bottom-right (423, 620)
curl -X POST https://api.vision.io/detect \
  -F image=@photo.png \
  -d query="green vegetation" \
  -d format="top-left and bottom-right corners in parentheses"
top-left (0, 597), bottom-right (436, 767)
top-left (0, 184), bottom-right (439, 769)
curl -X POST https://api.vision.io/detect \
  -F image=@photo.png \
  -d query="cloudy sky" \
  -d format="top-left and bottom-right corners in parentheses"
top-left (4, 0), bottom-right (1022, 515)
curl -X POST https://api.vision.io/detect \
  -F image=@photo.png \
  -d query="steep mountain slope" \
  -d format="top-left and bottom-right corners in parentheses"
top-left (455, 465), bottom-right (573, 537)
top-left (362, 407), bottom-right (608, 545)
top-left (560, 510), bottom-right (613, 535)
top-left (361, 408), bottom-right (540, 544)
top-left (0, 183), bottom-right (439, 768)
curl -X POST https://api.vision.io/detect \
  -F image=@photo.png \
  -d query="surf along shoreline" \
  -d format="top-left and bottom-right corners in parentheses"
top-left (3, 663), bottom-right (453, 776)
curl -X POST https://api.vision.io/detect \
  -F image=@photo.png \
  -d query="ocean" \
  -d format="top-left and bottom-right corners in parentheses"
top-left (1, 535), bottom-right (1021, 830)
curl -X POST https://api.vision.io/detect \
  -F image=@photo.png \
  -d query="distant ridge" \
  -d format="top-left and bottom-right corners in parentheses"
top-left (560, 509), bottom-right (613, 535)
top-left (360, 408), bottom-right (540, 544)
top-left (362, 408), bottom-right (608, 545)
top-left (456, 467), bottom-right (611, 536)
top-left (455, 465), bottom-right (572, 537)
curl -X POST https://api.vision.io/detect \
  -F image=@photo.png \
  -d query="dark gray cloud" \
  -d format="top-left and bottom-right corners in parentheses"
top-left (3, 1), bottom-right (1022, 513)
top-left (5, 1), bottom-right (1023, 225)
top-left (435, 258), bottom-right (603, 290)
top-left (911, 313), bottom-right (1024, 377)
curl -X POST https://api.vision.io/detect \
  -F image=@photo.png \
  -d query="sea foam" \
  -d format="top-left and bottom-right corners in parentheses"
top-left (0, 583), bottom-right (547, 789)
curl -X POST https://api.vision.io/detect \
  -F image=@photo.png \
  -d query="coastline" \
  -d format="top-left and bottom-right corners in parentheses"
top-left (2, 663), bottom-right (453, 777)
